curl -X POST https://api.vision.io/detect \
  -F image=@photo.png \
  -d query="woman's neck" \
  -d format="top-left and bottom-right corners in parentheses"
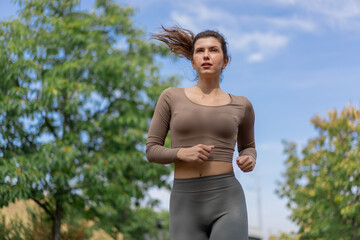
top-left (195, 77), bottom-right (221, 94)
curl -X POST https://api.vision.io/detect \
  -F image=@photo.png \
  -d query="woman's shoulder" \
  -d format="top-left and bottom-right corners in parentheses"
top-left (230, 94), bottom-right (255, 117)
top-left (158, 87), bottom-right (183, 103)
top-left (162, 86), bottom-right (181, 92)
top-left (230, 93), bottom-right (253, 106)
top-left (160, 87), bottom-right (183, 97)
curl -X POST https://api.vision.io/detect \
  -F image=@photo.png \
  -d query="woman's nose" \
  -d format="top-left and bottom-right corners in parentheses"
top-left (203, 50), bottom-right (209, 59)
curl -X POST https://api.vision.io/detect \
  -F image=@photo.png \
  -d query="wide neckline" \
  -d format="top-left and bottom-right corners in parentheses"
top-left (182, 88), bottom-right (233, 107)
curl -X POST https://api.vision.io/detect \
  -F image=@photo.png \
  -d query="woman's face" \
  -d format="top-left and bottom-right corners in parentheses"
top-left (191, 37), bottom-right (229, 78)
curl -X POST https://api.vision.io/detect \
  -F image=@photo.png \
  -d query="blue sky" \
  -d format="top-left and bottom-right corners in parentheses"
top-left (1, 0), bottom-right (360, 238)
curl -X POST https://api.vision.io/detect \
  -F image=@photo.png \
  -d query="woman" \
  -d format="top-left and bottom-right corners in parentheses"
top-left (146, 25), bottom-right (256, 240)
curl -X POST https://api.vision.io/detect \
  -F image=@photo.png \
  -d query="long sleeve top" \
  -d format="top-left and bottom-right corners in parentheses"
top-left (146, 87), bottom-right (256, 163)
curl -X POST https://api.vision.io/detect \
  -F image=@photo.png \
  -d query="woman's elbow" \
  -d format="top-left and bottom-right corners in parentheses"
top-left (145, 147), bottom-right (154, 163)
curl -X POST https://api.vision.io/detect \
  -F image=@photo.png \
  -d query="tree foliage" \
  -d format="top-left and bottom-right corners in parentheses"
top-left (268, 232), bottom-right (299, 240)
top-left (276, 104), bottom-right (360, 240)
top-left (0, 0), bottom-right (178, 239)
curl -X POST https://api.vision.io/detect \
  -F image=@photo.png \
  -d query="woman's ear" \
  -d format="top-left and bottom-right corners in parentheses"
top-left (222, 56), bottom-right (229, 69)
top-left (191, 59), bottom-right (195, 69)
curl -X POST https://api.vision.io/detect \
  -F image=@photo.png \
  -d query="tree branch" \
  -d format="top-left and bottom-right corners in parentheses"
top-left (32, 198), bottom-right (55, 220)
top-left (45, 116), bottom-right (58, 139)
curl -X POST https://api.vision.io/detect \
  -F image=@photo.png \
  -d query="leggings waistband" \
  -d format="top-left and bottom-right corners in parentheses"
top-left (172, 172), bottom-right (237, 193)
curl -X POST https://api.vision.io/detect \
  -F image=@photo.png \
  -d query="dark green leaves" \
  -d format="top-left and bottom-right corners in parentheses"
top-left (1, 0), bottom-right (179, 239)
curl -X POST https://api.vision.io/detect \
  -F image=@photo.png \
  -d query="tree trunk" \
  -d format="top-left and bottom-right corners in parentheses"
top-left (352, 217), bottom-right (357, 240)
top-left (52, 200), bottom-right (63, 240)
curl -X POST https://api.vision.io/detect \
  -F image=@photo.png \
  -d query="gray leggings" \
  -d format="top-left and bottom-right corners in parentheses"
top-left (169, 172), bottom-right (248, 240)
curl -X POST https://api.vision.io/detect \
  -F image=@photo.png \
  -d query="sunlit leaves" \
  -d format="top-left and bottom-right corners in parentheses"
top-left (276, 104), bottom-right (360, 240)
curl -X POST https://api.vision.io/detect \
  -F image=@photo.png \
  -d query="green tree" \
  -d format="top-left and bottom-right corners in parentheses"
top-left (276, 104), bottom-right (360, 240)
top-left (0, 0), bottom-right (178, 239)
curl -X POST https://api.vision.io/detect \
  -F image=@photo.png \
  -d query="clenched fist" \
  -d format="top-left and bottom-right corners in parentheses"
top-left (176, 144), bottom-right (215, 163)
top-left (236, 155), bottom-right (256, 172)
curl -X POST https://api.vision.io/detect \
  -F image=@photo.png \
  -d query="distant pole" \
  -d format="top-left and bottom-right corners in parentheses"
top-left (256, 173), bottom-right (263, 237)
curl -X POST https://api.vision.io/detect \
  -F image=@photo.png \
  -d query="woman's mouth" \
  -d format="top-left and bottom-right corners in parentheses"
top-left (202, 62), bottom-right (212, 67)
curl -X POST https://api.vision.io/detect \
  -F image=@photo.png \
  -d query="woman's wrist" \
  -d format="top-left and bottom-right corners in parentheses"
top-left (250, 155), bottom-right (256, 168)
top-left (175, 148), bottom-right (183, 162)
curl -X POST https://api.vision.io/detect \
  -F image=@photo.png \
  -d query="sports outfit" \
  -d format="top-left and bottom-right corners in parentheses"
top-left (146, 87), bottom-right (256, 240)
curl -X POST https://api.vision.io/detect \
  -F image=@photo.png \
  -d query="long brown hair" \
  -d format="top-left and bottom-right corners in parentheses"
top-left (151, 25), bottom-right (229, 61)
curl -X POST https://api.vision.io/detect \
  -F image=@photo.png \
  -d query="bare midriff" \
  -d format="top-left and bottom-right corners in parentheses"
top-left (174, 161), bottom-right (233, 178)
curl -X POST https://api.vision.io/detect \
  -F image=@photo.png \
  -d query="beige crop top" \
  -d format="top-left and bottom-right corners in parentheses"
top-left (146, 87), bottom-right (256, 163)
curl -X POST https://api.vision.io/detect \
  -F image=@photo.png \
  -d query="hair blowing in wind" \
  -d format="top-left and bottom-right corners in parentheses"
top-left (151, 25), bottom-right (195, 60)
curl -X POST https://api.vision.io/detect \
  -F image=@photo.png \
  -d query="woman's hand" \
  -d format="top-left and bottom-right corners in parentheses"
top-left (236, 155), bottom-right (256, 172)
top-left (176, 144), bottom-right (215, 163)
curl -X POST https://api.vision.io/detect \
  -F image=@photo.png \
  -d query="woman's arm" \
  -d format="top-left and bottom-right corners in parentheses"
top-left (236, 98), bottom-right (257, 172)
top-left (146, 88), bottom-right (180, 164)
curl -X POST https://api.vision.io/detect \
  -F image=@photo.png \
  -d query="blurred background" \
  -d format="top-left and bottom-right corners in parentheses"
top-left (1, 0), bottom-right (359, 239)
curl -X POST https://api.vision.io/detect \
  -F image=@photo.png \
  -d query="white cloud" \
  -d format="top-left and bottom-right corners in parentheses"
top-left (300, 0), bottom-right (360, 19)
top-left (248, 53), bottom-right (264, 63)
top-left (170, 12), bottom-right (202, 33)
top-left (237, 15), bottom-right (317, 32)
top-left (120, 0), bottom-right (167, 9)
top-left (274, 0), bottom-right (297, 4)
top-left (228, 31), bottom-right (289, 62)
top-left (170, 4), bottom-right (291, 63)
top-left (234, 32), bottom-right (289, 51)
top-left (170, 3), bottom-right (237, 32)
top-left (190, 4), bottom-right (237, 24)
top-left (168, 0), bottom-right (360, 63)
top-left (274, 0), bottom-right (360, 30)
top-left (261, 16), bottom-right (317, 32)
